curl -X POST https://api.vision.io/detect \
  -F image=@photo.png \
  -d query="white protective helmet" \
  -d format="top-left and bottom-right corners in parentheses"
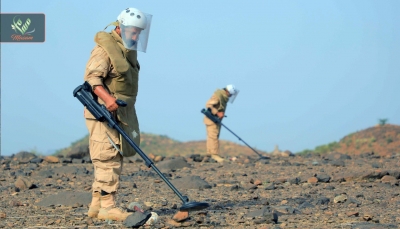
top-left (118, 8), bottom-right (147, 29)
top-left (226, 84), bottom-right (240, 103)
top-left (117, 8), bottom-right (152, 52)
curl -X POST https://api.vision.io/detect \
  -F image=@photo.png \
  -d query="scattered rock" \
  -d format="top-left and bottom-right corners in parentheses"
top-left (123, 211), bottom-right (152, 228)
top-left (381, 175), bottom-right (397, 185)
top-left (363, 212), bottom-right (374, 221)
top-left (1, 140), bottom-right (400, 228)
top-left (43, 156), bottom-right (59, 163)
top-left (171, 176), bottom-right (212, 189)
top-left (15, 177), bottom-right (34, 190)
top-left (172, 210), bottom-right (189, 222)
top-left (156, 157), bottom-right (191, 171)
top-left (346, 211), bottom-right (359, 217)
top-left (307, 177), bottom-right (318, 184)
top-left (13, 151), bottom-right (37, 164)
top-left (36, 191), bottom-right (90, 207)
top-left (334, 194), bottom-right (348, 203)
top-left (281, 150), bottom-right (294, 157)
top-left (166, 218), bottom-right (181, 227)
top-left (144, 212), bottom-right (159, 226)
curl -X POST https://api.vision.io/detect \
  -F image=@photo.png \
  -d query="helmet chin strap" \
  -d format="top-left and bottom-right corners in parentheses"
top-left (104, 21), bottom-right (119, 30)
top-left (123, 39), bottom-right (136, 47)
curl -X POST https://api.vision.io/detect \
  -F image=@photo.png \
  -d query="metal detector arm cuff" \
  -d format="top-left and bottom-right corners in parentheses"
top-left (73, 83), bottom-right (105, 121)
top-left (73, 81), bottom-right (126, 124)
top-left (201, 108), bottom-right (221, 124)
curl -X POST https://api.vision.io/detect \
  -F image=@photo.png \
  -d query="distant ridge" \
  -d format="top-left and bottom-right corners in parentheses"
top-left (55, 132), bottom-right (268, 158)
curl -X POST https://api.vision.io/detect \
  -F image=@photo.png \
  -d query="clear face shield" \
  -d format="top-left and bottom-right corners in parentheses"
top-left (229, 89), bottom-right (239, 103)
top-left (120, 12), bottom-right (152, 53)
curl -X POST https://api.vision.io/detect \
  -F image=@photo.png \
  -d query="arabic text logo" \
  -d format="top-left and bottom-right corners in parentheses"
top-left (11, 15), bottom-right (35, 41)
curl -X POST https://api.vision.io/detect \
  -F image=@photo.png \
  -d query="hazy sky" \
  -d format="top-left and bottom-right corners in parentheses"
top-left (1, 0), bottom-right (399, 156)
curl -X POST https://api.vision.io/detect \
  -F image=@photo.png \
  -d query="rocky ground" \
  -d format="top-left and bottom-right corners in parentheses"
top-left (1, 151), bottom-right (400, 229)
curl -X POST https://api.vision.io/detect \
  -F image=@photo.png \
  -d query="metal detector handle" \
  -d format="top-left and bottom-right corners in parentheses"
top-left (201, 108), bottom-right (221, 124)
top-left (116, 99), bottom-right (127, 107)
top-left (80, 81), bottom-right (127, 108)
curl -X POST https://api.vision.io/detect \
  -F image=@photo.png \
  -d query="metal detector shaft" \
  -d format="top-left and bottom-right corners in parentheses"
top-left (219, 123), bottom-right (264, 158)
top-left (73, 82), bottom-right (189, 204)
top-left (112, 123), bottom-right (189, 204)
top-left (201, 108), bottom-right (264, 158)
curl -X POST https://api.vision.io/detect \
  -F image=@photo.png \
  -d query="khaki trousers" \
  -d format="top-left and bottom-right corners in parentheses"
top-left (205, 123), bottom-right (221, 155)
top-left (85, 118), bottom-right (122, 194)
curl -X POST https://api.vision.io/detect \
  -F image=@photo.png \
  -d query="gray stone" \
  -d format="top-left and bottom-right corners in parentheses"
top-left (30, 158), bottom-right (43, 164)
top-left (316, 174), bottom-right (331, 183)
top-left (329, 160), bottom-right (345, 167)
top-left (298, 201), bottom-right (314, 209)
top-left (264, 184), bottom-right (275, 190)
top-left (171, 176), bottom-right (212, 190)
top-left (123, 211), bottom-right (151, 228)
top-left (72, 158), bottom-right (84, 164)
top-left (36, 191), bottom-right (91, 207)
top-left (14, 151), bottom-right (37, 163)
top-left (156, 157), bottom-right (191, 172)
top-left (288, 177), bottom-right (301, 185)
top-left (246, 206), bottom-right (271, 218)
top-left (316, 197), bottom-right (330, 205)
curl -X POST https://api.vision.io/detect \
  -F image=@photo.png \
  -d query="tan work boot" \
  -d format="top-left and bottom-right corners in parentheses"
top-left (211, 154), bottom-right (225, 163)
top-left (97, 193), bottom-right (132, 221)
top-left (87, 191), bottom-right (101, 218)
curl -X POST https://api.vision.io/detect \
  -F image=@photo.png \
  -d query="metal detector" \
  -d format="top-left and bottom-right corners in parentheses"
top-left (73, 82), bottom-right (209, 211)
top-left (201, 108), bottom-right (270, 160)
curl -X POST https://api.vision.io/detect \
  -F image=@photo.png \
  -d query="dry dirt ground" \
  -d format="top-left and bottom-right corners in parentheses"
top-left (1, 151), bottom-right (400, 229)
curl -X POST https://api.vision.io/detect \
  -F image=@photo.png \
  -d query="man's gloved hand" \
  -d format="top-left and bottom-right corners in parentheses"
top-left (216, 111), bottom-right (225, 119)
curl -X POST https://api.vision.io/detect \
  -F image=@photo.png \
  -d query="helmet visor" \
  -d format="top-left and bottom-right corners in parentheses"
top-left (120, 13), bottom-right (152, 52)
top-left (229, 89), bottom-right (239, 103)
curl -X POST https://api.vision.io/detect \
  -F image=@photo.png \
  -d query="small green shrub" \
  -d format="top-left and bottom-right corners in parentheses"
top-left (378, 118), bottom-right (388, 126)
top-left (297, 142), bottom-right (339, 155)
top-left (30, 147), bottom-right (44, 156)
top-left (297, 149), bottom-right (313, 155)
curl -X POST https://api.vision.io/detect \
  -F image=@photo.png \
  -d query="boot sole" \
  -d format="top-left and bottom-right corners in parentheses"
top-left (88, 212), bottom-right (99, 218)
top-left (98, 214), bottom-right (125, 221)
top-left (88, 208), bottom-right (100, 218)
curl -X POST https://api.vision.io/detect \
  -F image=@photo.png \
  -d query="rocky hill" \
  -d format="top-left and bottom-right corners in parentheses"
top-left (336, 124), bottom-right (400, 156)
top-left (299, 124), bottom-right (400, 157)
top-left (55, 132), bottom-right (268, 159)
top-left (56, 124), bottom-right (400, 160)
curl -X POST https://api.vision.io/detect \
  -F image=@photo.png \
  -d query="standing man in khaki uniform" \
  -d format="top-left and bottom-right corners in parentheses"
top-left (204, 85), bottom-right (239, 162)
top-left (83, 7), bottom-right (152, 221)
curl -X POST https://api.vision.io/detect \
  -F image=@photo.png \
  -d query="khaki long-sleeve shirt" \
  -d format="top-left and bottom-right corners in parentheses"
top-left (204, 89), bottom-right (229, 125)
top-left (84, 45), bottom-right (119, 90)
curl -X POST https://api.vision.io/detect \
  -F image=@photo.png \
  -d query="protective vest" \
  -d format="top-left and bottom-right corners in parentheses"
top-left (214, 89), bottom-right (229, 112)
top-left (203, 89), bottom-right (229, 125)
top-left (94, 30), bottom-right (140, 157)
